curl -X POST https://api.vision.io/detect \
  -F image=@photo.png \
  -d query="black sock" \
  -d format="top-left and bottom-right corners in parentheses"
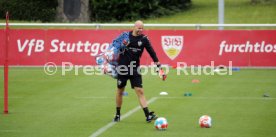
top-left (143, 107), bottom-right (150, 117)
top-left (116, 107), bottom-right (121, 115)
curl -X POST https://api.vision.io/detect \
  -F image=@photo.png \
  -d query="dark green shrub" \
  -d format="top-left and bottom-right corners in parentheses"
top-left (90, 0), bottom-right (191, 22)
top-left (0, 0), bottom-right (58, 22)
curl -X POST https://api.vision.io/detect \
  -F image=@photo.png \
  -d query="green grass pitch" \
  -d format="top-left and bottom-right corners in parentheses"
top-left (0, 67), bottom-right (276, 137)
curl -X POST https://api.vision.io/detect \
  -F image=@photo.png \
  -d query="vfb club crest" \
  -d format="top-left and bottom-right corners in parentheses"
top-left (161, 36), bottom-right (183, 60)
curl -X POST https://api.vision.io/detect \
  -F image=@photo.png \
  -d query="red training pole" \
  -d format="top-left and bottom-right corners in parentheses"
top-left (4, 11), bottom-right (9, 114)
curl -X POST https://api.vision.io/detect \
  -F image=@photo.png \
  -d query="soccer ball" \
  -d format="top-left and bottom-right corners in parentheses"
top-left (199, 115), bottom-right (212, 128)
top-left (104, 48), bottom-right (119, 63)
top-left (96, 55), bottom-right (105, 65)
top-left (154, 117), bottom-right (168, 130)
top-left (101, 63), bottom-right (117, 79)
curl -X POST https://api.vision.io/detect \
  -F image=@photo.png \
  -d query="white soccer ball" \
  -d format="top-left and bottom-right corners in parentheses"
top-left (199, 115), bottom-right (212, 128)
top-left (101, 63), bottom-right (117, 79)
top-left (104, 50), bottom-right (114, 61)
top-left (96, 56), bottom-right (105, 65)
top-left (154, 117), bottom-right (168, 130)
top-left (104, 48), bottom-right (119, 63)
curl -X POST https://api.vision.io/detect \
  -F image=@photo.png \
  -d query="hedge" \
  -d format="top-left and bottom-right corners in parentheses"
top-left (0, 0), bottom-right (58, 22)
top-left (89, 0), bottom-right (192, 22)
top-left (0, 0), bottom-right (191, 22)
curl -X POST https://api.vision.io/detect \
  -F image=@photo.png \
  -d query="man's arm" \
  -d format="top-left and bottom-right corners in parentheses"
top-left (144, 36), bottom-right (159, 63)
top-left (144, 36), bottom-right (167, 81)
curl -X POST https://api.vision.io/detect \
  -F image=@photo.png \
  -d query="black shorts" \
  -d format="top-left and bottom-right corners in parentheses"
top-left (117, 75), bottom-right (142, 89)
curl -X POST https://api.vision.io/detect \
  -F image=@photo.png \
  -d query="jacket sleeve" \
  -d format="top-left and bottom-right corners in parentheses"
top-left (144, 36), bottom-right (159, 62)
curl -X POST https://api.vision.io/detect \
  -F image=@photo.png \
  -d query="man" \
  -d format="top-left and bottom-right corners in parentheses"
top-left (113, 20), bottom-right (160, 123)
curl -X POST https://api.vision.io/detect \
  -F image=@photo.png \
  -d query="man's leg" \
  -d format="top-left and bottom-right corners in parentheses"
top-left (134, 87), bottom-right (157, 123)
top-left (116, 87), bottom-right (125, 112)
top-left (113, 87), bottom-right (124, 122)
top-left (114, 74), bottom-right (128, 122)
top-left (134, 87), bottom-right (147, 108)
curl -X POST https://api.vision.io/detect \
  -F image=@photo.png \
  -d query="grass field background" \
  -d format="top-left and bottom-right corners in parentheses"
top-left (0, 68), bottom-right (276, 137)
top-left (144, 0), bottom-right (276, 24)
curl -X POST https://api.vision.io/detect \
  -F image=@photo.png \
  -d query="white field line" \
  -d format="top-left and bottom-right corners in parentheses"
top-left (89, 97), bottom-right (158, 137)
top-left (158, 96), bottom-right (276, 100)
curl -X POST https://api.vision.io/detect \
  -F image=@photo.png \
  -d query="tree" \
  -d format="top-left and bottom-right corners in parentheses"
top-left (0, 0), bottom-right (57, 22)
top-left (56, 0), bottom-right (90, 22)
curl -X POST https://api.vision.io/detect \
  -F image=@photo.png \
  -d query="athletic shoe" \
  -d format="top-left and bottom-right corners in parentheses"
top-left (113, 115), bottom-right (120, 122)
top-left (146, 111), bottom-right (157, 123)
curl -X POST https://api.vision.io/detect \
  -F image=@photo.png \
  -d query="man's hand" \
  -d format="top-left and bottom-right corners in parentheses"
top-left (155, 62), bottom-right (167, 81)
top-left (159, 68), bottom-right (167, 81)
top-left (123, 40), bottom-right (129, 46)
